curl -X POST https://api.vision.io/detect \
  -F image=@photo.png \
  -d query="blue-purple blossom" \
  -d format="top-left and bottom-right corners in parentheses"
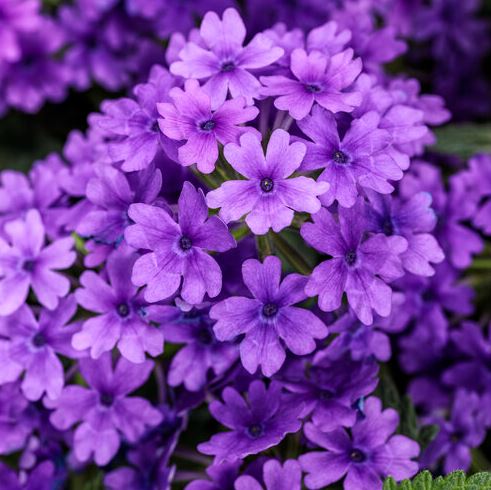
top-left (234, 459), bottom-right (302, 490)
top-left (207, 129), bottom-right (328, 234)
top-left (125, 181), bottom-right (236, 305)
top-left (211, 256), bottom-right (328, 376)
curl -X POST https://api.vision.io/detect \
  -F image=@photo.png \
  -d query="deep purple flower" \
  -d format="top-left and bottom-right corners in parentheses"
top-left (198, 380), bottom-right (303, 463)
top-left (158, 79), bottom-right (259, 174)
top-left (73, 251), bottom-right (164, 363)
top-left (211, 256), bottom-right (328, 376)
top-left (47, 354), bottom-right (162, 466)
top-left (465, 154), bottom-right (491, 235)
top-left (185, 461), bottom-right (241, 490)
top-left (125, 181), bottom-right (236, 305)
top-left (0, 209), bottom-right (75, 316)
top-left (0, 295), bottom-right (81, 401)
top-left (0, 460), bottom-right (56, 490)
top-left (0, 0), bottom-right (40, 63)
top-left (170, 8), bottom-right (283, 106)
top-left (421, 390), bottom-right (486, 473)
top-left (298, 106), bottom-right (399, 208)
top-left (152, 302), bottom-right (238, 391)
top-left (281, 346), bottom-right (378, 431)
top-left (92, 65), bottom-right (178, 172)
top-left (365, 191), bottom-right (444, 277)
top-left (76, 165), bottom-right (162, 248)
top-left (301, 201), bottom-right (407, 325)
top-left (260, 48), bottom-right (362, 120)
top-left (206, 129), bottom-right (328, 235)
top-left (234, 459), bottom-right (302, 490)
top-left (300, 397), bottom-right (419, 489)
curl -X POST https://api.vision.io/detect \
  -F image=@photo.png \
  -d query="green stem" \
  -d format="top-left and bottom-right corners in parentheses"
top-left (232, 223), bottom-right (250, 242)
top-left (470, 259), bottom-right (491, 269)
top-left (256, 233), bottom-right (274, 260)
top-left (272, 233), bottom-right (311, 275)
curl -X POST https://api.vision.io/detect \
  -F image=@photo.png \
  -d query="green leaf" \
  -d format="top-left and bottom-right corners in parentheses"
top-left (384, 470), bottom-right (491, 489)
top-left (432, 124), bottom-right (491, 159)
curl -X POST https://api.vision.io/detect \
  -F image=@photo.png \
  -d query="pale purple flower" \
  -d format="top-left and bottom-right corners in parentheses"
top-left (306, 21), bottom-right (351, 57)
top-left (300, 397), bottom-right (419, 489)
top-left (72, 250), bottom-right (164, 363)
top-left (298, 106), bottom-right (399, 208)
top-left (170, 8), bottom-right (284, 106)
top-left (0, 296), bottom-right (81, 401)
top-left (125, 181), bottom-right (236, 305)
top-left (234, 459), bottom-right (302, 490)
top-left (0, 209), bottom-right (75, 316)
top-left (158, 79), bottom-right (259, 174)
top-left (260, 48), bottom-right (362, 120)
top-left (210, 256), bottom-right (327, 376)
top-left (47, 354), bottom-right (162, 466)
top-left (301, 201), bottom-right (407, 325)
top-left (206, 129), bottom-right (328, 235)
top-left (198, 380), bottom-right (303, 463)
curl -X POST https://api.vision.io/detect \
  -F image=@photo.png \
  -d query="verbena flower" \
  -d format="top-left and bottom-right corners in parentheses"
top-left (211, 256), bottom-right (328, 376)
top-left (234, 459), bottom-right (302, 490)
top-left (198, 380), bottom-right (303, 463)
top-left (206, 129), bottom-right (328, 235)
top-left (125, 181), bottom-right (236, 305)
top-left (0, 209), bottom-right (75, 316)
top-left (158, 79), bottom-right (259, 174)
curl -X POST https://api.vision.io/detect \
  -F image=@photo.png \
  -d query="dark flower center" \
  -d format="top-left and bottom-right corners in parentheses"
top-left (198, 327), bottom-right (214, 345)
top-left (22, 259), bottom-right (35, 272)
top-left (32, 332), bottom-right (46, 347)
top-left (117, 303), bottom-right (130, 318)
top-left (382, 218), bottom-right (394, 236)
top-left (100, 393), bottom-right (114, 407)
top-left (319, 389), bottom-right (335, 400)
top-left (262, 303), bottom-right (278, 318)
top-left (247, 423), bottom-right (264, 438)
top-left (221, 61), bottom-right (236, 72)
top-left (260, 178), bottom-right (274, 193)
top-left (345, 251), bottom-right (357, 266)
top-left (199, 120), bottom-right (216, 132)
top-left (332, 150), bottom-right (350, 165)
top-left (179, 236), bottom-right (193, 251)
top-left (350, 449), bottom-right (366, 463)
top-left (305, 83), bottom-right (322, 93)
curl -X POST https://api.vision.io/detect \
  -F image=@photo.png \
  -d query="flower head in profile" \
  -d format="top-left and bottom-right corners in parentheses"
top-left (300, 397), bottom-right (420, 489)
top-left (72, 250), bottom-right (164, 364)
top-left (170, 8), bottom-right (284, 106)
top-left (0, 295), bottom-right (81, 401)
top-left (0, 209), bottom-right (75, 316)
top-left (211, 256), bottom-right (328, 376)
top-left (198, 380), bottom-right (303, 463)
top-left (48, 354), bottom-right (162, 466)
top-left (206, 129), bottom-right (328, 235)
top-left (260, 47), bottom-right (362, 120)
top-left (301, 200), bottom-right (407, 325)
top-left (158, 79), bottom-right (259, 174)
top-left (125, 181), bottom-right (236, 305)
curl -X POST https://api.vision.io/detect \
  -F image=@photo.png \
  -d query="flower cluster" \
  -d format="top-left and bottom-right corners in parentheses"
top-left (0, 2), bottom-right (490, 490)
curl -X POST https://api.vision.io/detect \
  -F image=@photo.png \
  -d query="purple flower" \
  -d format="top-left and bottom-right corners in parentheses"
top-left (301, 201), bottom-right (407, 325)
top-left (465, 154), bottom-right (491, 235)
top-left (0, 461), bottom-right (56, 490)
top-left (206, 129), bottom-right (328, 235)
top-left (198, 380), bottom-right (303, 463)
top-left (421, 390), bottom-right (486, 473)
top-left (170, 8), bottom-right (284, 106)
top-left (0, 0), bottom-right (40, 63)
top-left (297, 106), bottom-right (399, 208)
top-left (152, 302), bottom-right (238, 391)
top-left (0, 209), bottom-right (75, 316)
top-left (260, 48), bottom-right (362, 120)
top-left (158, 79), bottom-right (259, 174)
top-left (72, 250), bottom-right (164, 363)
top-left (281, 346), bottom-right (378, 431)
top-left (76, 165), bottom-right (162, 248)
top-left (125, 181), bottom-right (236, 305)
top-left (300, 397), bottom-right (419, 489)
top-left (92, 65), bottom-right (178, 172)
top-left (185, 461), bottom-right (241, 490)
top-left (211, 256), bottom-right (328, 376)
top-left (234, 459), bottom-right (302, 490)
top-left (0, 296), bottom-right (81, 401)
top-left (47, 354), bottom-right (162, 466)
top-left (365, 191), bottom-right (444, 277)
top-left (306, 21), bottom-right (352, 57)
